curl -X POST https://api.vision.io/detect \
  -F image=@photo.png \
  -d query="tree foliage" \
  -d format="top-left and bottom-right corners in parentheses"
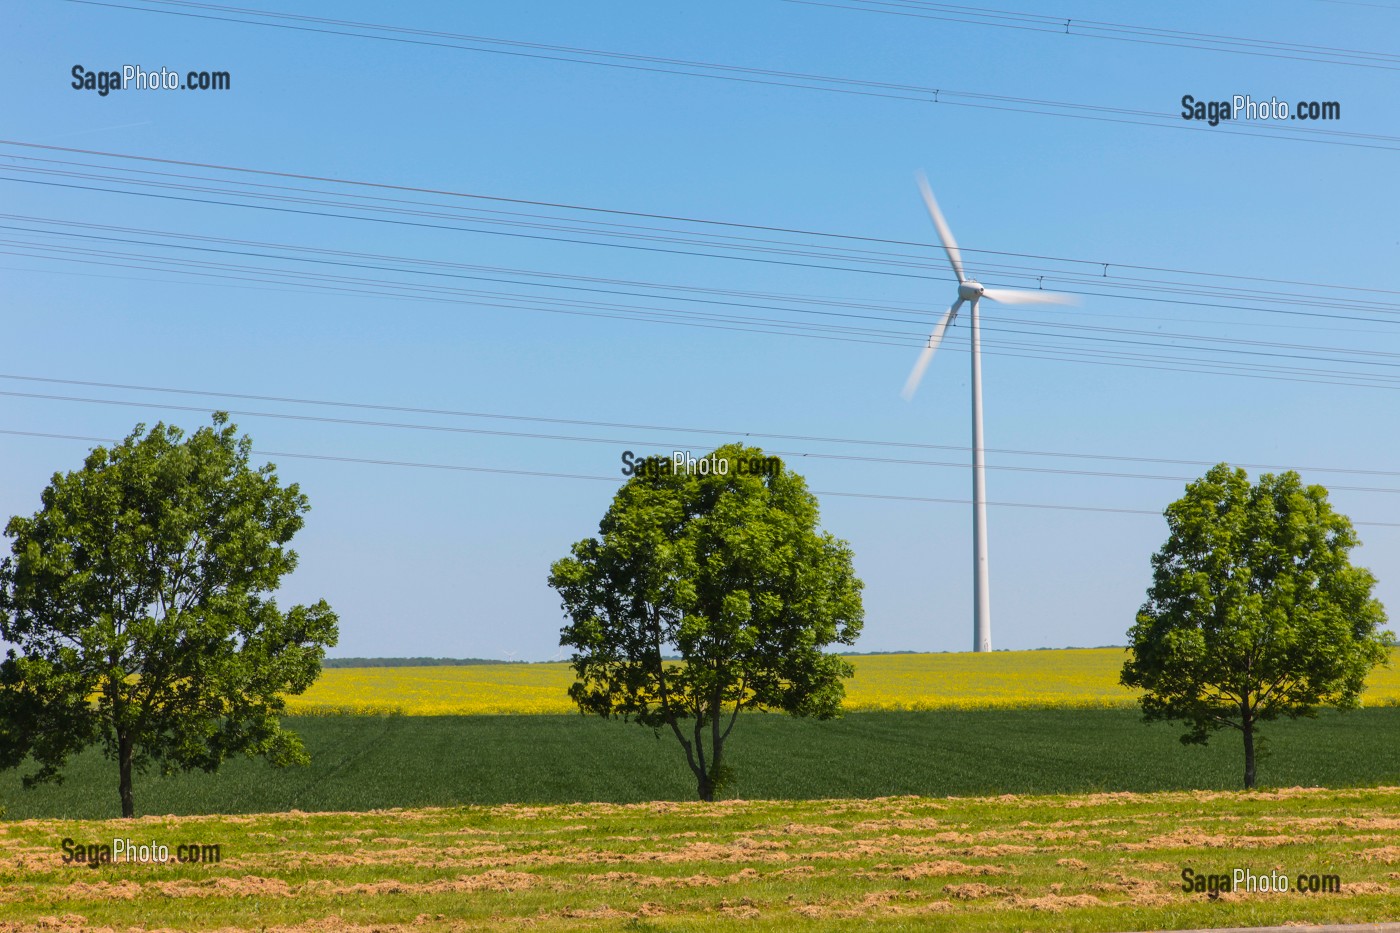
top-left (0, 414), bottom-right (338, 816)
top-left (1121, 463), bottom-right (1390, 788)
top-left (548, 445), bottom-right (864, 800)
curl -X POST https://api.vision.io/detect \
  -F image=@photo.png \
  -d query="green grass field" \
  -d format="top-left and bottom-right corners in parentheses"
top-left (4, 708), bottom-right (1398, 820)
top-left (3, 787), bottom-right (1399, 931)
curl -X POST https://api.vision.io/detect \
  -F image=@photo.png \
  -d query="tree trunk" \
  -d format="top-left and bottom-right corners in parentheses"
top-left (1242, 706), bottom-right (1256, 790)
top-left (705, 741), bottom-right (724, 803)
top-left (686, 709), bottom-right (728, 802)
top-left (118, 731), bottom-right (135, 818)
top-left (708, 687), bottom-right (724, 802)
top-left (692, 715), bottom-right (712, 801)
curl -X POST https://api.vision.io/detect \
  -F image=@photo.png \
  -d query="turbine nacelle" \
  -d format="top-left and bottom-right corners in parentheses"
top-left (958, 281), bottom-right (985, 301)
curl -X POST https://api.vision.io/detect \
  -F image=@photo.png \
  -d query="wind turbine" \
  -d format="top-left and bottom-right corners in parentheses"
top-left (901, 173), bottom-right (1074, 653)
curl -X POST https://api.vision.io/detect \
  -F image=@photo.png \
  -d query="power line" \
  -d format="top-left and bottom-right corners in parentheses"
top-left (10, 168), bottom-right (1400, 345)
top-left (7, 157), bottom-right (1400, 341)
top-left (5, 250), bottom-right (1383, 344)
top-left (5, 375), bottom-right (1400, 485)
top-left (7, 427), bottom-right (1400, 526)
top-left (3, 170), bottom-right (976, 285)
top-left (121, 0), bottom-right (1400, 70)
top-left (10, 236), bottom-right (1400, 393)
top-left (10, 168), bottom-right (1400, 339)
top-left (37, 2), bottom-right (1400, 151)
top-left (10, 217), bottom-right (1400, 358)
top-left (9, 203), bottom-right (1400, 325)
top-left (5, 142), bottom-right (1399, 303)
top-left (10, 241), bottom-right (1400, 394)
top-left (8, 210), bottom-right (1400, 391)
top-left (5, 155), bottom-right (1397, 390)
top-left (785, 0), bottom-right (1400, 69)
top-left (13, 224), bottom-right (1400, 400)
top-left (1312, 0), bottom-right (1400, 10)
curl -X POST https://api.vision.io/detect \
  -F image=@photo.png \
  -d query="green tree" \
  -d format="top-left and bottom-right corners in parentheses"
top-left (0, 414), bottom-right (338, 817)
top-left (1121, 463), bottom-right (1390, 789)
top-left (548, 445), bottom-right (864, 801)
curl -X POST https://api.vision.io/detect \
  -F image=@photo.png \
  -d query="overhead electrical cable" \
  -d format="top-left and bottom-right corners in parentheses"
top-left (5, 427), bottom-right (1400, 527)
top-left (7, 387), bottom-right (1400, 496)
top-left (7, 211), bottom-right (1400, 388)
top-left (57, 0), bottom-right (1400, 150)
top-left (783, 0), bottom-right (1400, 68)
top-left (5, 212), bottom-right (1394, 340)
top-left (13, 370), bottom-right (1400, 477)
top-left (8, 194), bottom-right (1400, 322)
top-left (5, 150), bottom-right (1397, 389)
top-left (9, 242), bottom-right (1400, 392)
top-left (11, 219), bottom-right (1400, 354)
top-left (4, 142), bottom-right (1399, 303)
top-left (9, 171), bottom-right (1400, 333)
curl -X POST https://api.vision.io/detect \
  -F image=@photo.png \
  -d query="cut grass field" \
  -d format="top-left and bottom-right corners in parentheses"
top-left (286, 648), bottom-right (1400, 715)
top-left (4, 709), bottom-right (1398, 820)
top-left (3, 786), bottom-right (1399, 931)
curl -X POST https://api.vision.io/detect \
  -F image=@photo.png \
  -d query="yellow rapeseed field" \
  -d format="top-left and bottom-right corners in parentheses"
top-left (287, 647), bottom-right (1400, 715)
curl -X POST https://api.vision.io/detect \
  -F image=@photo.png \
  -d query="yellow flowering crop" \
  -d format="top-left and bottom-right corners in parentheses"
top-left (287, 648), bottom-right (1400, 716)
top-left (287, 663), bottom-right (579, 715)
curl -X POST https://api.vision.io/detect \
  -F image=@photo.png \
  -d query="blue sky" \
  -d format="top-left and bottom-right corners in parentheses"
top-left (2, 1), bottom-right (1398, 660)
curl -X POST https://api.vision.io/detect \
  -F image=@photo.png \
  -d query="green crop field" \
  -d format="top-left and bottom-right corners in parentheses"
top-left (4, 708), bottom-right (1399, 821)
top-left (3, 786), bottom-right (1399, 931)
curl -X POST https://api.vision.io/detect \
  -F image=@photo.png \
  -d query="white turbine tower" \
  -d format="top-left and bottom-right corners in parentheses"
top-left (902, 173), bottom-right (1075, 653)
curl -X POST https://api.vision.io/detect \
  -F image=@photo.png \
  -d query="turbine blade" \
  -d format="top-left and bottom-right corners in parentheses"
top-left (902, 345), bottom-right (938, 402)
top-left (981, 287), bottom-right (1077, 306)
top-left (916, 172), bottom-right (966, 285)
top-left (902, 297), bottom-right (963, 400)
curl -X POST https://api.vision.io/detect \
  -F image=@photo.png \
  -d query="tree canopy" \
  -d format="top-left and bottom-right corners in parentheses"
top-left (548, 444), bottom-right (864, 800)
top-left (0, 414), bottom-right (338, 816)
top-left (1121, 463), bottom-right (1390, 789)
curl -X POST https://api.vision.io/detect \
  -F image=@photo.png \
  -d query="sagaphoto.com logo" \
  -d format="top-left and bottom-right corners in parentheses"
top-left (71, 64), bottom-right (231, 97)
top-left (61, 836), bottom-right (222, 868)
top-left (1181, 93), bottom-right (1340, 126)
